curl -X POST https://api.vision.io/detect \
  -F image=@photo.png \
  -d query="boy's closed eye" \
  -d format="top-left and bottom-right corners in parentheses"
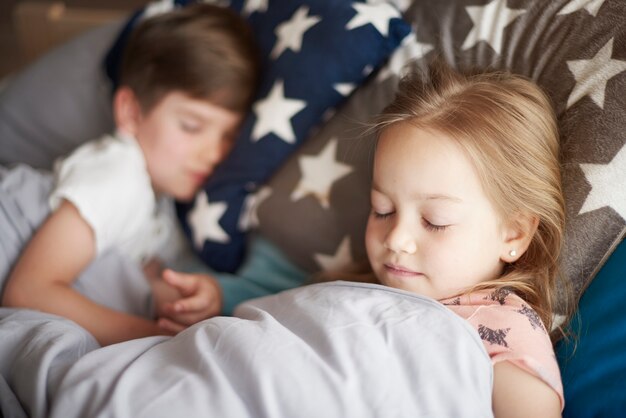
top-left (179, 119), bottom-right (202, 133)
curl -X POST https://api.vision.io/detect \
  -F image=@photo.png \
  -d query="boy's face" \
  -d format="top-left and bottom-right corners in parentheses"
top-left (131, 91), bottom-right (243, 201)
top-left (365, 123), bottom-right (509, 300)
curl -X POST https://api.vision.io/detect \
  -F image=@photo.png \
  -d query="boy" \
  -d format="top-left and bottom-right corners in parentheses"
top-left (1, 4), bottom-right (260, 346)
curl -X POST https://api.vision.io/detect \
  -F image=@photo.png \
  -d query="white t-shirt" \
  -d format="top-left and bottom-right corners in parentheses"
top-left (49, 133), bottom-right (182, 264)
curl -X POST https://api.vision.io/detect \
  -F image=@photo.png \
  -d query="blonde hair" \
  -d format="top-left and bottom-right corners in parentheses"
top-left (309, 61), bottom-right (573, 337)
top-left (369, 62), bottom-right (569, 338)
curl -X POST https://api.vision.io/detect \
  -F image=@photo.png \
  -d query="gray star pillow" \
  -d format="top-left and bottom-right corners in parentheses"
top-left (255, 0), bottom-right (626, 303)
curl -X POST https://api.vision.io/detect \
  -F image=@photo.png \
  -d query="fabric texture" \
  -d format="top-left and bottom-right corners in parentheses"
top-left (0, 22), bottom-right (120, 170)
top-left (104, 0), bottom-right (412, 273)
top-left (556, 238), bottom-right (626, 418)
top-left (50, 133), bottom-right (176, 262)
top-left (0, 165), bottom-right (53, 285)
top-left (257, 0), bottom-right (626, 307)
top-left (442, 289), bottom-right (564, 410)
top-left (49, 282), bottom-right (493, 418)
top-left (0, 309), bottom-right (100, 418)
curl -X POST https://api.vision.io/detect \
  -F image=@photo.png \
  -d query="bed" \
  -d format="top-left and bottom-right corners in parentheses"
top-left (1, 1), bottom-right (625, 417)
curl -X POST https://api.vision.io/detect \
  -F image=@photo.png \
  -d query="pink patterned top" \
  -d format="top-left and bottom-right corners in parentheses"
top-left (441, 289), bottom-right (564, 410)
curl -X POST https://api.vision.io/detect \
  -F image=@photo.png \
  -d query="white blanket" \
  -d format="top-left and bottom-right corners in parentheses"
top-left (48, 282), bottom-right (493, 418)
top-left (1, 161), bottom-right (492, 417)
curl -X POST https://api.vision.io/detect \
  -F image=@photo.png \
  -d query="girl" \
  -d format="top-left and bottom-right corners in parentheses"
top-left (363, 62), bottom-right (569, 417)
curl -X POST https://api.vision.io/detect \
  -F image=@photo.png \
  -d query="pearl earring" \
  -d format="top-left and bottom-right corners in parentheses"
top-left (509, 250), bottom-right (517, 257)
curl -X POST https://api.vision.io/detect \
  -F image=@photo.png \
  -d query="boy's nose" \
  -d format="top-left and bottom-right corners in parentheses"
top-left (384, 224), bottom-right (417, 254)
top-left (199, 139), bottom-right (225, 166)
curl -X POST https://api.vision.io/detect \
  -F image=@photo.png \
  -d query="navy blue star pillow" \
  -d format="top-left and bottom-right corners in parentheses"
top-left (105, 0), bottom-right (411, 272)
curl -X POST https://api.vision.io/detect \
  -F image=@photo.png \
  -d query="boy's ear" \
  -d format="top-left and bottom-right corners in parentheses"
top-left (500, 213), bottom-right (539, 263)
top-left (113, 87), bottom-right (143, 137)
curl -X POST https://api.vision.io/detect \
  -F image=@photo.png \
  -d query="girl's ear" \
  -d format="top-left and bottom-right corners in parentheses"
top-left (113, 87), bottom-right (143, 137)
top-left (500, 213), bottom-right (539, 263)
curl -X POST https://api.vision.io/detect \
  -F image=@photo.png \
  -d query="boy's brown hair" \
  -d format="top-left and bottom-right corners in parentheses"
top-left (120, 3), bottom-right (260, 113)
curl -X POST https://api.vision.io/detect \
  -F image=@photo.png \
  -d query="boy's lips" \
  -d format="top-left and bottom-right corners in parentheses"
top-left (190, 170), bottom-right (210, 185)
top-left (383, 263), bottom-right (422, 277)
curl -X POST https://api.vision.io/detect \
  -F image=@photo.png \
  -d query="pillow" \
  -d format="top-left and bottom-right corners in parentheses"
top-left (257, 0), bottom-right (626, 305)
top-left (0, 21), bottom-right (122, 169)
top-left (106, 0), bottom-right (411, 273)
top-left (556, 238), bottom-right (626, 417)
top-left (202, 0), bottom-right (412, 272)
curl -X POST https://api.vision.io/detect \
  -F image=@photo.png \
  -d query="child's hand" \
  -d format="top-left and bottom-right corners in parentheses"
top-left (155, 269), bottom-right (223, 334)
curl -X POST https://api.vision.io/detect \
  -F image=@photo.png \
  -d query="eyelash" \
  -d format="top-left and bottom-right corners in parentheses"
top-left (372, 211), bottom-right (449, 232)
top-left (180, 121), bottom-right (201, 133)
top-left (423, 220), bottom-right (448, 232)
top-left (374, 212), bottom-right (393, 219)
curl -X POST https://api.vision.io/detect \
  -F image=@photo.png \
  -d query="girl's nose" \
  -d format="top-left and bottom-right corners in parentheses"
top-left (384, 223), bottom-right (417, 254)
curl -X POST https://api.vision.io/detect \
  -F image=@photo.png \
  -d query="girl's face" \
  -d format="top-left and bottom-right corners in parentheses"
top-left (365, 122), bottom-right (510, 300)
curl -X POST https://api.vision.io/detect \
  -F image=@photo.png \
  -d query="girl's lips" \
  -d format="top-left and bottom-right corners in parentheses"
top-left (384, 263), bottom-right (421, 277)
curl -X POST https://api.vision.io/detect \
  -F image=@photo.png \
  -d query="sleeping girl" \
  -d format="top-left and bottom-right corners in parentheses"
top-left (360, 61), bottom-right (570, 416)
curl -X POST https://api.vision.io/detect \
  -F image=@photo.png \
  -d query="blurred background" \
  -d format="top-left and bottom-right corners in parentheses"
top-left (1, 1), bottom-right (147, 79)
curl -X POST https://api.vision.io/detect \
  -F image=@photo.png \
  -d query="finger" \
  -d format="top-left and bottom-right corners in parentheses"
top-left (162, 269), bottom-right (198, 296)
top-left (164, 310), bottom-right (215, 326)
top-left (161, 312), bottom-right (201, 326)
top-left (160, 297), bottom-right (219, 325)
top-left (157, 317), bottom-right (187, 334)
top-left (170, 293), bottom-right (214, 314)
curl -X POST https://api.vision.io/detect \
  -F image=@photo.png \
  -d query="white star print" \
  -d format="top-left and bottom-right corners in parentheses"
top-left (579, 143), bottom-right (626, 221)
top-left (377, 31), bottom-right (434, 81)
top-left (271, 6), bottom-right (321, 59)
top-left (291, 138), bottom-right (354, 208)
top-left (461, 0), bottom-right (526, 55)
top-left (199, 0), bottom-right (231, 7)
top-left (188, 192), bottom-right (230, 247)
top-left (566, 38), bottom-right (626, 109)
top-left (346, 2), bottom-right (400, 37)
top-left (557, 0), bottom-right (606, 16)
top-left (386, 0), bottom-right (413, 13)
top-left (552, 314), bottom-right (568, 331)
top-left (241, 0), bottom-right (267, 16)
top-left (238, 186), bottom-right (272, 231)
top-left (314, 236), bottom-right (354, 271)
top-left (143, 0), bottom-right (175, 19)
top-left (333, 82), bottom-right (356, 97)
top-left (252, 80), bottom-right (307, 144)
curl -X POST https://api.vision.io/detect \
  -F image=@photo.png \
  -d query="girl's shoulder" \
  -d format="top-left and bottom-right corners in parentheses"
top-left (443, 289), bottom-right (564, 408)
top-left (442, 288), bottom-right (525, 308)
top-left (442, 288), bottom-right (548, 335)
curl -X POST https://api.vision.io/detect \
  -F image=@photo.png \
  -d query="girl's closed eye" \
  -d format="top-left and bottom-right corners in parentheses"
top-left (372, 210), bottom-right (395, 220)
top-left (422, 218), bottom-right (449, 232)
